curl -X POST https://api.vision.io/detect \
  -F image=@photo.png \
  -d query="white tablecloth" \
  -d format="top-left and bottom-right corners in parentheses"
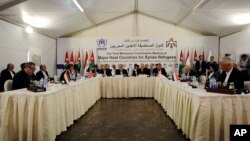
top-left (0, 78), bottom-right (100, 141)
top-left (154, 78), bottom-right (250, 141)
top-left (1, 77), bottom-right (250, 141)
top-left (100, 77), bottom-right (156, 98)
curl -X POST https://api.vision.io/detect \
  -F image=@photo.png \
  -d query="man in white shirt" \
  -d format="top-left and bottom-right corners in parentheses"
top-left (218, 57), bottom-right (244, 89)
top-left (36, 65), bottom-right (50, 81)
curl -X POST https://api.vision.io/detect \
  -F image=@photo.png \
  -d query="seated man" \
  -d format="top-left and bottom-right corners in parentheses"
top-left (116, 64), bottom-right (128, 77)
top-left (100, 64), bottom-right (111, 76)
top-left (153, 63), bottom-right (167, 77)
top-left (132, 64), bottom-right (139, 76)
top-left (111, 64), bottom-right (116, 76)
top-left (195, 55), bottom-right (207, 77)
top-left (28, 62), bottom-right (37, 81)
top-left (60, 64), bottom-right (74, 84)
top-left (137, 63), bottom-right (149, 75)
top-left (183, 65), bottom-right (196, 78)
top-left (12, 63), bottom-right (33, 90)
top-left (0, 63), bottom-right (15, 90)
top-left (218, 57), bottom-right (244, 89)
top-left (36, 64), bottom-right (50, 81)
top-left (148, 63), bottom-right (155, 76)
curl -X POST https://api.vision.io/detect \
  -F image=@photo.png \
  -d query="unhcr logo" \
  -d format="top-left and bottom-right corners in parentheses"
top-left (97, 38), bottom-right (107, 50)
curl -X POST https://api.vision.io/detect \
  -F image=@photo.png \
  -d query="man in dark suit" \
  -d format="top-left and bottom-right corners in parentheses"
top-left (137, 63), bottom-right (150, 76)
top-left (116, 64), bottom-right (128, 77)
top-left (60, 64), bottom-right (74, 84)
top-left (36, 64), bottom-right (50, 81)
top-left (153, 63), bottom-right (167, 77)
top-left (238, 54), bottom-right (250, 81)
top-left (28, 62), bottom-right (37, 81)
top-left (0, 63), bottom-right (15, 90)
top-left (219, 57), bottom-right (244, 89)
top-left (12, 63), bottom-right (33, 90)
top-left (184, 65), bottom-right (197, 78)
top-left (100, 64), bottom-right (112, 77)
top-left (132, 64), bottom-right (139, 76)
top-left (195, 55), bottom-right (207, 77)
top-left (206, 56), bottom-right (218, 70)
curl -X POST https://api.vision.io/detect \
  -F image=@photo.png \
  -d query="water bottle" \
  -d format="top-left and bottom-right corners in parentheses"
top-left (209, 78), bottom-right (213, 88)
top-left (40, 78), bottom-right (44, 88)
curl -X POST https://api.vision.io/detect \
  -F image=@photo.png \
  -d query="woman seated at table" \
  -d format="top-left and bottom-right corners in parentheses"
top-left (207, 63), bottom-right (220, 80)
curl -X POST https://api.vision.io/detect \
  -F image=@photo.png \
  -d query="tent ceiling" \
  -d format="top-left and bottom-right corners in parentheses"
top-left (0, 0), bottom-right (250, 38)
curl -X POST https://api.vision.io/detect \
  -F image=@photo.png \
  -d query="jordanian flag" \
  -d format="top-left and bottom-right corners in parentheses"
top-left (88, 50), bottom-right (95, 70)
top-left (64, 50), bottom-right (69, 70)
top-left (75, 50), bottom-right (81, 73)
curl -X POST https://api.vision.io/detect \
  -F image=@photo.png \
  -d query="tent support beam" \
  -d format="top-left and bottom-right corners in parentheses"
top-left (61, 11), bottom-right (135, 38)
top-left (0, 0), bottom-right (28, 11)
top-left (175, 0), bottom-right (210, 25)
top-left (138, 11), bottom-right (211, 36)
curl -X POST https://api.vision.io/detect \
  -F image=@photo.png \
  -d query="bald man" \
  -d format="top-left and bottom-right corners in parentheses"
top-left (218, 57), bottom-right (244, 89)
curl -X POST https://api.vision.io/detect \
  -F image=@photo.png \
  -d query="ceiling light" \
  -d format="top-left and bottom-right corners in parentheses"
top-left (232, 14), bottom-right (250, 25)
top-left (72, 0), bottom-right (84, 12)
top-left (25, 26), bottom-right (33, 33)
top-left (22, 12), bottom-right (49, 28)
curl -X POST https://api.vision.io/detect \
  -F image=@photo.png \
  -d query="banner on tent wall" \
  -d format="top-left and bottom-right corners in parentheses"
top-left (95, 38), bottom-right (177, 68)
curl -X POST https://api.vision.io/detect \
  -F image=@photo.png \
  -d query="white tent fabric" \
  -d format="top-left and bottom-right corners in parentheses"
top-left (1, 0), bottom-right (250, 38)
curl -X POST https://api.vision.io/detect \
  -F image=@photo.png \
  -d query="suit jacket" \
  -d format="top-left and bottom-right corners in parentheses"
top-left (218, 68), bottom-right (244, 89)
top-left (60, 71), bottom-right (71, 83)
top-left (100, 69), bottom-right (112, 76)
top-left (153, 68), bottom-right (167, 77)
top-left (12, 70), bottom-right (30, 90)
top-left (137, 68), bottom-right (150, 76)
top-left (0, 69), bottom-right (15, 90)
top-left (208, 71), bottom-right (220, 81)
top-left (36, 70), bottom-right (49, 81)
top-left (185, 70), bottom-right (197, 78)
top-left (206, 61), bottom-right (218, 70)
top-left (115, 69), bottom-right (128, 77)
top-left (195, 60), bottom-right (207, 75)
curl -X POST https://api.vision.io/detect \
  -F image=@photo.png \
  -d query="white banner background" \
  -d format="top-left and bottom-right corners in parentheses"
top-left (57, 37), bottom-right (219, 75)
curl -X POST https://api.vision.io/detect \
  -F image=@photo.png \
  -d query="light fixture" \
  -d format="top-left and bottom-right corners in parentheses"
top-left (72, 0), bottom-right (84, 12)
top-left (232, 14), bottom-right (250, 25)
top-left (22, 12), bottom-right (49, 28)
top-left (25, 26), bottom-right (33, 33)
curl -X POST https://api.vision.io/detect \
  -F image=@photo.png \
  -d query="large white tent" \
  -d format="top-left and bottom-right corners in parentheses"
top-left (0, 0), bottom-right (250, 74)
top-left (1, 0), bottom-right (250, 38)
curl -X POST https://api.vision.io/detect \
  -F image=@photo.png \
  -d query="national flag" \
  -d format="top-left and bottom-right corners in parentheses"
top-left (64, 50), bottom-right (69, 69)
top-left (90, 50), bottom-right (95, 63)
top-left (207, 49), bottom-right (212, 62)
top-left (75, 50), bottom-right (81, 73)
top-left (173, 70), bottom-right (179, 81)
top-left (202, 49), bottom-right (205, 61)
top-left (83, 51), bottom-right (89, 75)
top-left (185, 49), bottom-right (191, 66)
top-left (70, 50), bottom-right (75, 64)
top-left (88, 50), bottom-right (95, 71)
top-left (180, 50), bottom-right (184, 62)
top-left (194, 49), bottom-right (198, 61)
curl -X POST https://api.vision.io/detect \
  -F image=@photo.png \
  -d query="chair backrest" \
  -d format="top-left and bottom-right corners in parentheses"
top-left (4, 80), bottom-right (13, 92)
top-left (244, 81), bottom-right (250, 90)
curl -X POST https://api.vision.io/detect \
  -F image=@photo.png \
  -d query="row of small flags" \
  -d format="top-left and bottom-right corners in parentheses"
top-left (179, 49), bottom-right (212, 65)
top-left (64, 49), bottom-right (95, 73)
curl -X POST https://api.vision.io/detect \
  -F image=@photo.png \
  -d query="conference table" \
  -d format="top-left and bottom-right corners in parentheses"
top-left (0, 77), bottom-right (250, 141)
